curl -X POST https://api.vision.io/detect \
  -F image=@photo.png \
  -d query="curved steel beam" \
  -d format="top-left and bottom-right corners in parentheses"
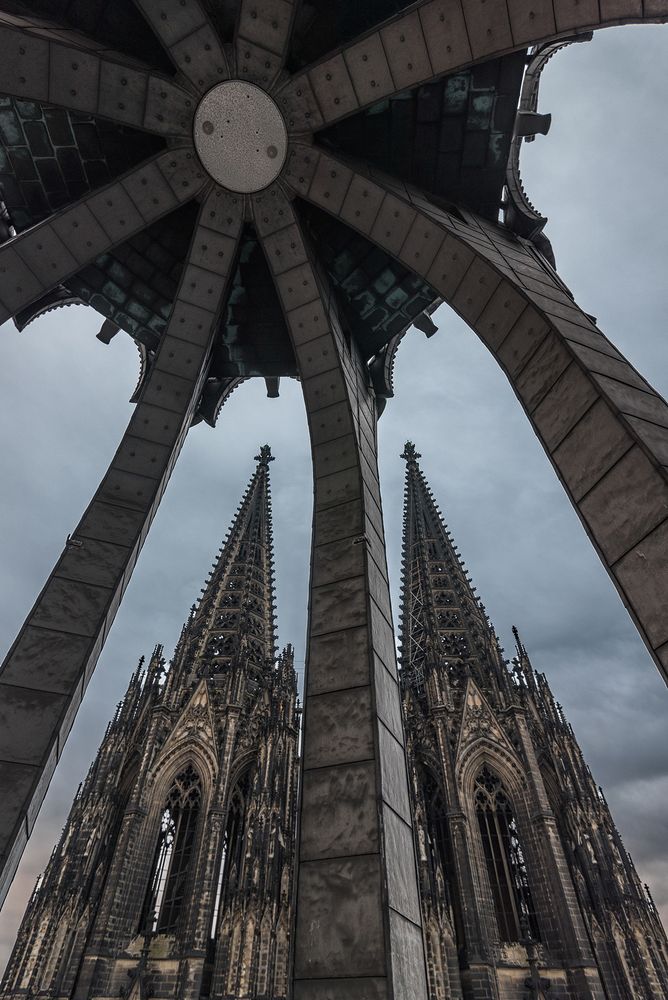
top-left (132, 0), bottom-right (230, 91)
top-left (234, 0), bottom-right (296, 87)
top-left (254, 183), bottom-right (429, 1000)
top-left (0, 15), bottom-right (196, 137)
top-left (286, 147), bottom-right (668, 685)
top-left (0, 149), bottom-right (207, 328)
top-left (0, 187), bottom-right (245, 907)
top-left (280, 0), bottom-right (668, 132)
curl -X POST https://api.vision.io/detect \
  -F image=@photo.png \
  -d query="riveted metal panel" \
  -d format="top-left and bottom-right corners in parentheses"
top-left (343, 33), bottom-right (394, 108)
top-left (506, 0), bottom-right (556, 43)
top-left (156, 302), bottom-right (214, 347)
top-left (0, 248), bottom-right (44, 313)
top-left (179, 262), bottom-right (228, 309)
top-left (170, 24), bottom-right (228, 90)
top-left (236, 39), bottom-right (282, 88)
top-left (277, 77), bottom-right (324, 132)
top-left (153, 336), bottom-right (204, 378)
top-left (122, 159), bottom-right (179, 224)
top-left (98, 467), bottom-right (157, 510)
top-left (275, 263), bottom-right (319, 310)
top-left (0, 26), bottom-right (49, 101)
top-left (157, 148), bottom-right (207, 201)
top-left (380, 12), bottom-right (433, 92)
top-left (308, 155), bottom-right (353, 214)
top-left (127, 402), bottom-right (187, 445)
top-left (88, 183), bottom-right (145, 242)
top-left (309, 54), bottom-right (359, 121)
top-left (188, 228), bottom-right (238, 272)
top-left (554, 0), bottom-right (600, 31)
top-left (237, 0), bottom-right (293, 56)
top-left (339, 174), bottom-right (385, 233)
top-left (283, 145), bottom-right (319, 198)
top-left (263, 222), bottom-right (309, 275)
top-left (285, 299), bottom-right (331, 346)
top-left (144, 77), bottom-right (194, 135)
top-left (98, 62), bottom-right (148, 129)
top-left (418, 0), bottom-right (472, 74)
top-left (15, 226), bottom-right (78, 281)
top-left (30, 578), bottom-right (113, 638)
top-left (370, 194), bottom-right (417, 257)
top-left (52, 205), bottom-right (112, 266)
top-left (49, 44), bottom-right (100, 114)
top-left (295, 334), bottom-right (337, 378)
top-left (134, 0), bottom-right (207, 47)
top-left (141, 368), bottom-right (193, 414)
top-left (398, 217), bottom-right (445, 273)
top-left (426, 236), bottom-right (475, 297)
top-left (462, 0), bottom-right (513, 57)
top-left (303, 369), bottom-right (348, 411)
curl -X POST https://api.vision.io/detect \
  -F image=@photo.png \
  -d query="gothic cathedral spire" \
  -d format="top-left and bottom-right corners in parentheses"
top-left (399, 443), bottom-right (668, 1000)
top-left (1, 447), bottom-right (299, 1000)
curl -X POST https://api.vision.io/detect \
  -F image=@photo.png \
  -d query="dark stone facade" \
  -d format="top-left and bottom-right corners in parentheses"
top-left (2, 445), bottom-right (667, 1000)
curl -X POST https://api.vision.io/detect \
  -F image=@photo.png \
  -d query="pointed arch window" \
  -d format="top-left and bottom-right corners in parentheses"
top-left (141, 765), bottom-right (202, 934)
top-left (210, 770), bottom-right (252, 939)
top-left (474, 765), bottom-right (539, 943)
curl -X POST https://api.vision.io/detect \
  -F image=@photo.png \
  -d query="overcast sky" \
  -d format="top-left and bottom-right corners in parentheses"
top-left (1, 25), bottom-right (667, 974)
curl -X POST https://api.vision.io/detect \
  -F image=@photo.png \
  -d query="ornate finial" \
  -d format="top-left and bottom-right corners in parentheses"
top-left (255, 444), bottom-right (275, 467)
top-left (401, 441), bottom-right (421, 463)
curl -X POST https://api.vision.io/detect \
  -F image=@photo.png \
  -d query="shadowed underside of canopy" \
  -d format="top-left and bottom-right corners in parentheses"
top-left (1, 1), bottom-right (667, 995)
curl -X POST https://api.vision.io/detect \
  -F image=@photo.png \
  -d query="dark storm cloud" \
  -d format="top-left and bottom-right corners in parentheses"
top-left (1, 24), bottom-right (668, 973)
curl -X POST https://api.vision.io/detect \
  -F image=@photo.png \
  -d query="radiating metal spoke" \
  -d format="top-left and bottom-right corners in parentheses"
top-left (0, 148), bottom-right (206, 328)
top-left (132, 0), bottom-right (229, 92)
top-left (286, 145), bottom-right (668, 684)
top-left (0, 186), bottom-right (244, 908)
top-left (252, 184), bottom-right (429, 998)
top-left (234, 0), bottom-right (295, 88)
top-left (279, 0), bottom-right (668, 132)
top-left (0, 13), bottom-right (196, 137)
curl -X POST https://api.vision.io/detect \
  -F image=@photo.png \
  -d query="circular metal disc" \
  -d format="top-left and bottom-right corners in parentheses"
top-left (194, 81), bottom-right (288, 194)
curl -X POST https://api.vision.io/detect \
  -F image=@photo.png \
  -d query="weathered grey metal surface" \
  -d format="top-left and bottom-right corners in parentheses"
top-left (254, 188), bottom-right (428, 998)
top-left (283, 0), bottom-right (668, 131)
top-left (194, 81), bottom-right (287, 192)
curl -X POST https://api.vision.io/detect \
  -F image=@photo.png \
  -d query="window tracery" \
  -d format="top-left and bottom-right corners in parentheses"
top-left (141, 765), bottom-right (202, 934)
top-left (474, 765), bottom-right (539, 943)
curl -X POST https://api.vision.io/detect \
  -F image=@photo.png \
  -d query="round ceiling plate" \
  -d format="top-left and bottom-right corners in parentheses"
top-left (194, 81), bottom-right (288, 194)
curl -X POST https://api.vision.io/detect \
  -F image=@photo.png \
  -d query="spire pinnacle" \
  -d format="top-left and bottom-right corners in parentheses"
top-left (401, 441), bottom-right (421, 463)
top-left (167, 447), bottom-right (279, 692)
top-left (255, 444), bottom-right (274, 466)
top-left (399, 442), bottom-right (503, 698)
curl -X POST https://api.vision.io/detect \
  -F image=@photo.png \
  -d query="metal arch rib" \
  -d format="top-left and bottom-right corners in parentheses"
top-left (0, 187), bottom-right (245, 907)
top-left (0, 149), bottom-right (206, 328)
top-left (131, 0), bottom-right (230, 91)
top-left (278, 0), bottom-right (668, 132)
top-left (0, 14), bottom-right (196, 137)
top-left (286, 145), bottom-right (668, 685)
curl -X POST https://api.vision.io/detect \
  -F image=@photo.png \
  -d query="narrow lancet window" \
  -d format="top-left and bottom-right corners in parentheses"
top-left (474, 765), bottom-right (539, 943)
top-left (141, 765), bottom-right (202, 934)
top-left (210, 772), bottom-right (251, 939)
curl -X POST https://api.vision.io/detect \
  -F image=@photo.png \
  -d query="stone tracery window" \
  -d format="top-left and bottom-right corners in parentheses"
top-left (141, 765), bottom-right (202, 934)
top-left (474, 765), bottom-right (539, 943)
top-left (210, 770), bottom-right (252, 939)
